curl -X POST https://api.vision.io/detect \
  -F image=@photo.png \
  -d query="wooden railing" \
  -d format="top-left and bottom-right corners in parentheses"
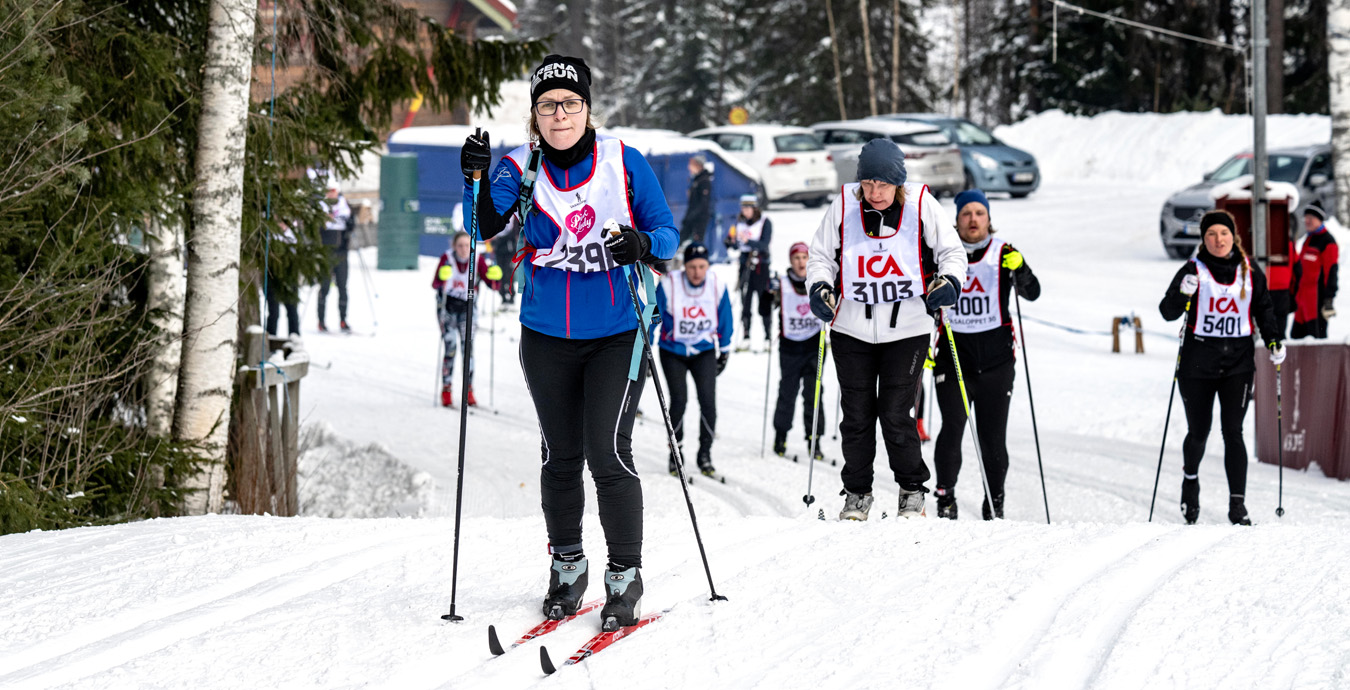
top-left (233, 326), bottom-right (309, 515)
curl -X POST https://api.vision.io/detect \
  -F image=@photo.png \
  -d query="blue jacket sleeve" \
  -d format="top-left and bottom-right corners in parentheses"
top-left (654, 280), bottom-right (673, 344)
top-left (622, 146), bottom-right (679, 260)
top-left (717, 284), bottom-right (735, 352)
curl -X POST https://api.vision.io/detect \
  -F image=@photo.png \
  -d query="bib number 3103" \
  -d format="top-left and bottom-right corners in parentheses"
top-left (851, 279), bottom-right (914, 304)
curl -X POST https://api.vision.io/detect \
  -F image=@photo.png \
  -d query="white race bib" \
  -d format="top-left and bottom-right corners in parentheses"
top-left (949, 238), bottom-right (1005, 334)
top-left (1192, 258), bottom-right (1252, 338)
top-left (732, 217), bottom-right (765, 251)
top-left (505, 136), bottom-right (635, 273)
top-left (440, 255), bottom-right (470, 300)
top-left (839, 182), bottom-right (926, 305)
top-left (780, 279), bottom-right (823, 341)
top-left (665, 270), bottom-right (723, 349)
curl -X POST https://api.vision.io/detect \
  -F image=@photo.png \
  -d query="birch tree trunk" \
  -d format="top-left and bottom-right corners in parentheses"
top-left (859, 0), bottom-right (878, 116)
top-left (826, 0), bottom-right (848, 120)
top-left (146, 216), bottom-right (185, 513)
top-left (1331, 0), bottom-right (1350, 222)
top-left (890, 0), bottom-right (900, 110)
top-left (175, 0), bottom-right (257, 515)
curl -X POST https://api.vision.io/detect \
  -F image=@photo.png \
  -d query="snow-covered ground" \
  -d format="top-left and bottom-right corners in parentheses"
top-left (3, 113), bottom-right (1349, 690)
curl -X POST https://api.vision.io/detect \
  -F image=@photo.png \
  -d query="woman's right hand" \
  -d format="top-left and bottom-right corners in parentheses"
top-left (1179, 274), bottom-right (1198, 296)
top-left (461, 128), bottom-right (492, 179)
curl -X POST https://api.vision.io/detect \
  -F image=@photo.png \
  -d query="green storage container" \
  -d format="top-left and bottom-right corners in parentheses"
top-left (378, 153), bottom-right (421, 270)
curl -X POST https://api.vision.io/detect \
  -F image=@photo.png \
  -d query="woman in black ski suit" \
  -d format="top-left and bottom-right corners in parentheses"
top-left (1158, 209), bottom-right (1284, 526)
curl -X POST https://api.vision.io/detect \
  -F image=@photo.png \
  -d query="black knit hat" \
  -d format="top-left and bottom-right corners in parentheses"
top-left (683, 242), bottom-right (709, 265)
top-left (1199, 209), bottom-right (1236, 235)
top-left (856, 138), bottom-right (908, 186)
top-left (530, 55), bottom-right (592, 105)
top-left (1304, 200), bottom-right (1327, 221)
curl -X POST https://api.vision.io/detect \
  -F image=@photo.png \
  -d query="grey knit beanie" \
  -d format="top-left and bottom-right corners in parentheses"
top-left (856, 138), bottom-right (907, 186)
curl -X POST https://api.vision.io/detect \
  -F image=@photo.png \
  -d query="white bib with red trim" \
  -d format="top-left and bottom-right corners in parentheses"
top-left (949, 237), bottom-right (1005, 334)
top-left (665, 269), bottom-right (723, 348)
top-left (839, 182), bottom-right (925, 305)
top-left (1192, 257), bottom-right (1252, 338)
top-left (505, 136), bottom-right (634, 273)
top-left (440, 254), bottom-right (470, 300)
top-left (732, 217), bottom-right (765, 250)
top-left (780, 278), bottom-right (822, 341)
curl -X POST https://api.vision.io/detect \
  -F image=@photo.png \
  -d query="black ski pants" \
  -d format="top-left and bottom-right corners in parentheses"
top-left (773, 335), bottom-right (826, 438)
top-left (520, 326), bottom-right (647, 569)
top-left (659, 348), bottom-right (718, 459)
top-left (266, 290), bottom-right (300, 337)
top-left (934, 359), bottom-right (1016, 497)
top-left (317, 248), bottom-right (349, 325)
top-left (740, 283), bottom-right (773, 341)
top-left (1177, 372), bottom-right (1253, 497)
top-left (831, 332), bottom-right (930, 494)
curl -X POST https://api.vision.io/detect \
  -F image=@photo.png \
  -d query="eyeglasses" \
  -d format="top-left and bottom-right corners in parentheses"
top-left (535, 99), bottom-right (586, 116)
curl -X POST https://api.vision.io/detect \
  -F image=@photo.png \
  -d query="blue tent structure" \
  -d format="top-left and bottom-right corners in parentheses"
top-left (386, 126), bottom-right (762, 262)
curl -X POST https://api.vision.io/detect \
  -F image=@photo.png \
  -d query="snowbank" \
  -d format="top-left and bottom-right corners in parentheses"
top-left (297, 422), bottom-right (434, 518)
top-left (995, 109), bottom-right (1331, 188)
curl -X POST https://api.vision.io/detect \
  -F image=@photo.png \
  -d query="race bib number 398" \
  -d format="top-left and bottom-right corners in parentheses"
top-left (539, 243), bottom-right (618, 273)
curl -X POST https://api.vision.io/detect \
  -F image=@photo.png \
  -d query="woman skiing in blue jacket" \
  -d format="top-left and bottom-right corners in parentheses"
top-left (459, 55), bottom-right (678, 630)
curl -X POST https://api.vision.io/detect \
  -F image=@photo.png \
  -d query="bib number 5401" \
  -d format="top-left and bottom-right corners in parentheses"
top-left (851, 279), bottom-right (914, 304)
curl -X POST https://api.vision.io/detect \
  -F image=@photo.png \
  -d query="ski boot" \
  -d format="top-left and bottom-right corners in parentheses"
top-left (668, 445), bottom-right (683, 476)
top-left (599, 565), bottom-right (643, 631)
top-left (317, 320), bottom-right (329, 333)
top-left (773, 430), bottom-right (787, 457)
top-left (806, 435), bottom-right (824, 462)
top-left (1181, 476), bottom-right (1200, 525)
top-left (935, 487), bottom-right (958, 520)
top-left (466, 385), bottom-right (478, 407)
top-left (696, 448), bottom-right (716, 477)
top-left (981, 492), bottom-right (1005, 521)
top-left (440, 385), bottom-right (454, 408)
top-left (839, 489), bottom-right (874, 521)
top-left (339, 320), bottom-right (352, 334)
top-left (542, 553), bottom-right (588, 620)
top-left (897, 488), bottom-right (926, 518)
top-left (1228, 495), bottom-right (1252, 526)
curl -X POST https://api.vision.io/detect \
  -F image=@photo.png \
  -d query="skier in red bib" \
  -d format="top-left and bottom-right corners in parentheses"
top-left (431, 231), bottom-right (497, 408)
top-left (932, 189), bottom-right (1040, 520)
top-left (1159, 209), bottom-right (1284, 525)
top-left (806, 138), bottom-right (967, 521)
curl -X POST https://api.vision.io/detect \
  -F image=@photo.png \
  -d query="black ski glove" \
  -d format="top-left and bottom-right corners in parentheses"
top-left (461, 128), bottom-right (492, 180)
top-left (604, 224), bottom-right (650, 266)
top-left (809, 281), bottom-right (837, 322)
top-left (716, 352), bottom-right (729, 376)
top-left (924, 275), bottom-right (961, 314)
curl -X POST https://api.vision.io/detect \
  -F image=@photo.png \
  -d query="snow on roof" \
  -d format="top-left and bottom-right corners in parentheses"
top-left (1209, 176), bottom-right (1301, 206)
top-left (810, 119), bottom-right (939, 135)
top-left (387, 125), bottom-right (531, 149)
top-left (687, 123), bottom-right (818, 136)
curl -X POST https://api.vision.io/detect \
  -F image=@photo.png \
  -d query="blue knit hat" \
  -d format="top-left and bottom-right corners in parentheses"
top-left (856, 138), bottom-right (907, 186)
top-left (954, 188), bottom-right (990, 215)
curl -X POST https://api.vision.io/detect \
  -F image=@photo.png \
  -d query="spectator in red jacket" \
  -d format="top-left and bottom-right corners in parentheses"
top-left (1290, 202), bottom-right (1339, 340)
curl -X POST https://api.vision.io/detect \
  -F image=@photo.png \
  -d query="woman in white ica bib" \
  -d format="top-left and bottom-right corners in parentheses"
top-left (654, 243), bottom-right (734, 477)
top-left (1159, 209), bottom-right (1284, 526)
top-left (807, 138), bottom-right (966, 521)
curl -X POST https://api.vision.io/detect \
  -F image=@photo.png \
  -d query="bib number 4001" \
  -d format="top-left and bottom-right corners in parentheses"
top-left (851, 279), bottom-right (914, 304)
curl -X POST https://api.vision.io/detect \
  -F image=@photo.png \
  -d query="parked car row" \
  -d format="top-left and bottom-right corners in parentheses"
top-left (688, 114), bottom-right (1041, 207)
top-left (1159, 144), bottom-right (1336, 259)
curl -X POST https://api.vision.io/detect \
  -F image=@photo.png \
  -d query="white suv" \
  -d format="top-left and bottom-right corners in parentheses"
top-left (687, 124), bottom-right (837, 207)
top-left (811, 119), bottom-right (964, 197)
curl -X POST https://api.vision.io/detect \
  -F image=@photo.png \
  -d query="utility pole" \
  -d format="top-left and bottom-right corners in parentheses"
top-left (1252, 0), bottom-right (1269, 271)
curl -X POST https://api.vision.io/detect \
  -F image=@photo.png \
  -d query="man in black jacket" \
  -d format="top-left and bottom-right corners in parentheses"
top-left (680, 155), bottom-right (712, 246)
top-left (933, 189), bottom-right (1040, 520)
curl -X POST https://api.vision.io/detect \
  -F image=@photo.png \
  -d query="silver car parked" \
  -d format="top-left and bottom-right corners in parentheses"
top-left (811, 119), bottom-right (965, 197)
top-left (1159, 144), bottom-right (1336, 259)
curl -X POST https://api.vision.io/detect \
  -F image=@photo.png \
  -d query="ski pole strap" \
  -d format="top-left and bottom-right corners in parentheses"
top-left (515, 148), bottom-right (543, 221)
top-left (623, 263), bottom-right (657, 381)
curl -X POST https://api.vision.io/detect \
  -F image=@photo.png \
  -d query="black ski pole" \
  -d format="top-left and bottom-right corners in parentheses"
top-left (434, 295), bottom-right (444, 407)
top-left (939, 310), bottom-right (997, 516)
top-left (442, 153), bottom-right (483, 622)
top-left (607, 222), bottom-right (727, 603)
top-left (832, 387), bottom-right (841, 441)
top-left (1276, 360), bottom-right (1285, 517)
top-left (1148, 296), bottom-right (1191, 522)
top-left (1013, 289), bottom-right (1051, 525)
top-left (760, 335), bottom-right (773, 457)
top-left (803, 328), bottom-right (827, 506)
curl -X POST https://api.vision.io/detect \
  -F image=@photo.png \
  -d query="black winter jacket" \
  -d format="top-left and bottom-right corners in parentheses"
top-left (1158, 248), bottom-right (1281, 379)
top-left (934, 241), bottom-right (1040, 376)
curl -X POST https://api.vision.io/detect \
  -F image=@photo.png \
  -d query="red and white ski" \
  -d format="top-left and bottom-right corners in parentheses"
top-left (486, 599), bottom-right (604, 656)
top-left (538, 610), bottom-right (667, 674)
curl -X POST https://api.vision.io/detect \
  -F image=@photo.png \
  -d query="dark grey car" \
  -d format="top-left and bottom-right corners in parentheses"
top-left (870, 114), bottom-right (1041, 197)
top-left (1159, 144), bottom-right (1335, 259)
